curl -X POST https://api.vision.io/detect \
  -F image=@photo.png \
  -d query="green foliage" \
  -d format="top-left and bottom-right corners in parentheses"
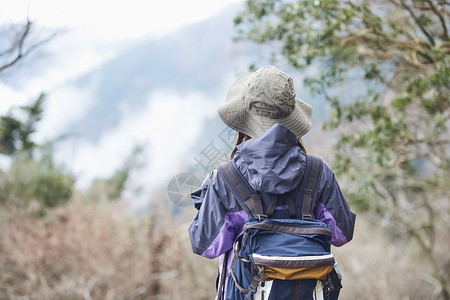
top-left (84, 145), bottom-right (145, 202)
top-left (236, 0), bottom-right (450, 297)
top-left (0, 93), bottom-right (45, 156)
top-left (0, 149), bottom-right (74, 208)
top-left (86, 171), bottom-right (128, 203)
top-left (0, 116), bottom-right (21, 154)
top-left (0, 94), bottom-right (75, 209)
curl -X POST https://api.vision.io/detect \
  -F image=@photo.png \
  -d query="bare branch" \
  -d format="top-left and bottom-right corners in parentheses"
top-left (400, 0), bottom-right (436, 45)
top-left (425, 0), bottom-right (449, 40)
top-left (0, 18), bottom-right (59, 73)
top-left (0, 19), bottom-right (32, 72)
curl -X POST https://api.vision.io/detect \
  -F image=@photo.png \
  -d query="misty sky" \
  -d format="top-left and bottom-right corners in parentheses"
top-left (1, 0), bottom-right (241, 39)
top-left (0, 0), bottom-right (242, 111)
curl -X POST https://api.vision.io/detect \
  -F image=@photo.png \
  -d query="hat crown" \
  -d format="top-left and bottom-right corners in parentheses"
top-left (218, 65), bottom-right (312, 138)
top-left (244, 66), bottom-right (296, 119)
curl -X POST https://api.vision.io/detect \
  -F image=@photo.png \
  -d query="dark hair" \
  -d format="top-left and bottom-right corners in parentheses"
top-left (298, 137), bottom-right (307, 153)
top-left (230, 132), bottom-right (307, 159)
top-left (230, 132), bottom-right (251, 159)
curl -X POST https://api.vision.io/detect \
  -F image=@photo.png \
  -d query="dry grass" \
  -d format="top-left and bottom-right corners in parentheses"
top-left (0, 200), bottom-right (217, 300)
top-left (334, 217), bottom-right (437, 300)
top-left (1, 201), bottom-right (149, 299)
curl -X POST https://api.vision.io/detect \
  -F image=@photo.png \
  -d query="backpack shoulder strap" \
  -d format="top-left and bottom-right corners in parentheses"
top-left (218, 160), bottom-right (264, 219)
top-left (301, 154), bottom-right (323, 221)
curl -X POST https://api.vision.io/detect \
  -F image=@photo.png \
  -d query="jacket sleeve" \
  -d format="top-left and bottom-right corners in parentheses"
top-left (188, 170), bottom-right (246, 259)
top-left (314, 161), bottom-right (356, 247)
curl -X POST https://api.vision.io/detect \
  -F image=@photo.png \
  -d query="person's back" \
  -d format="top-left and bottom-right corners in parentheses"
top-left (188, 66), bottom-right (356, 299)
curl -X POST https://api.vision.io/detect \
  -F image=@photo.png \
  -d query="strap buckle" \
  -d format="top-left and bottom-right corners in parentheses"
top-left (302, 213), bottom-right (312, 221)
top-left (257, 214), bottom-right (268, 222)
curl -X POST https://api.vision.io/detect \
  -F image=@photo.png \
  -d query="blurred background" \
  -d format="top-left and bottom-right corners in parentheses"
top-left (0, 0), bottom-right (449, 299)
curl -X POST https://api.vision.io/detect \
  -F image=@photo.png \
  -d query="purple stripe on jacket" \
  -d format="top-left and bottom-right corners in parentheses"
top-left (201, 210), bottom-right (247, 258)
top-left (314, 202), bottom-right (348, 246)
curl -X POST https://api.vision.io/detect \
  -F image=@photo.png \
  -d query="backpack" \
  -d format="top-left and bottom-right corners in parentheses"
top-left (218, 154), bottom-right (341, 300)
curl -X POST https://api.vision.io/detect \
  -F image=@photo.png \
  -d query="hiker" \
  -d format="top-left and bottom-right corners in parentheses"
top-left (188, 65), bottom-right (356, 300)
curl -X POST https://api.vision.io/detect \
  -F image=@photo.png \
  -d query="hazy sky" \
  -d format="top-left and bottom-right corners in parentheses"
top-left (1, 0), bottom-right (242, 40)
top-left (0, 0), bottom-right (243, 113)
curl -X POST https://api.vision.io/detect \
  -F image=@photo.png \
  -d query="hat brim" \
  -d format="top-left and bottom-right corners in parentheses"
top-left (218, 73), bottom-right (312, 138)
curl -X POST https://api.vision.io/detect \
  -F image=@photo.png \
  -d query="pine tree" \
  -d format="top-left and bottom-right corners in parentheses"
top-left (0, 93), bottom-right (45, 156)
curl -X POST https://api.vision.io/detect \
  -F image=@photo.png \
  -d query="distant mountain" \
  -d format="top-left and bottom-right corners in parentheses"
top-left (69, 4), bottom-right (251, 141)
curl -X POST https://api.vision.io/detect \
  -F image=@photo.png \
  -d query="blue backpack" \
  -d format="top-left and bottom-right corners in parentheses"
top-left (218, 154), bottom-right (341, 299)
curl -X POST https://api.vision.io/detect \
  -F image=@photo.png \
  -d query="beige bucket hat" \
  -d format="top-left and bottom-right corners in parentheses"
top-left (218, 65), bottom-right (312, 138)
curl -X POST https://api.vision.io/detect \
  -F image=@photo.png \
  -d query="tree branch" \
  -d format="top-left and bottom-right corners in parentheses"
top-left (0, 18), bottom-right (58, 73)
top-left (0, 19), bottom-right (32, 72)
top-left (425, 0), bottom-right (449, 40)
top-left (400, 0), bottom-right (436, 45)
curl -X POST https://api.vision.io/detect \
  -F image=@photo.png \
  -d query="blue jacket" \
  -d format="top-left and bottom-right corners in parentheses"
top-left (189, 124), bottom-right (356, 299)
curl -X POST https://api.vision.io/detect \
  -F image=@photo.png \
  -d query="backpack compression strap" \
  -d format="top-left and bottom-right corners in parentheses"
top-left (218, 160), bottom-right (264, 219)
top-left (300, 154), bottom-right (323, 221)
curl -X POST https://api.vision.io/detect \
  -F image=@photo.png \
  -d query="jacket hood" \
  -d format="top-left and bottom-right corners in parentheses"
top-left (233, 123), bottom-right (306, 194)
